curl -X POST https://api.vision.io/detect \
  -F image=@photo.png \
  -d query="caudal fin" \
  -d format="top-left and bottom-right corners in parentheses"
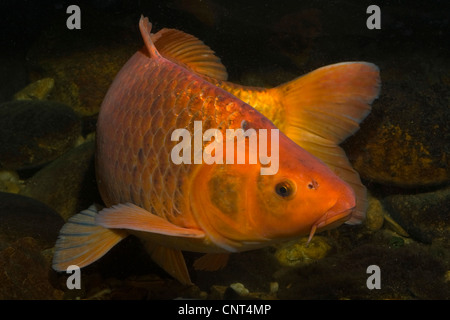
top-left (52, 205), bottom-right (128, 272)
top-left (273, 62), bottom-right (380, 224)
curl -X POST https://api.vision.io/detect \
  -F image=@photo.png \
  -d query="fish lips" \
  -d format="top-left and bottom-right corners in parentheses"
top-left (316, 207), bottom-right (354, 231)
top-left (307, 204), bottom-right (355, 243)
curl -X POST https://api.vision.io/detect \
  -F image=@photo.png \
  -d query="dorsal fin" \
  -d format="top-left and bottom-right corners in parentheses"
top-left (151, 28), bottom-right (228, 80)
top-left (139, 16), bottom-right (161, 59)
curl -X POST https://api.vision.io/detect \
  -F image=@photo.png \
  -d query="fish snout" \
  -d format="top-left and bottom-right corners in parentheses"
top-left (307, 183), bottom-right (356, 243)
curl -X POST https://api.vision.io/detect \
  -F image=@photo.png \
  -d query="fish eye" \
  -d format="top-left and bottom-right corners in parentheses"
top-left (275, 180), bottom-right (296, 199)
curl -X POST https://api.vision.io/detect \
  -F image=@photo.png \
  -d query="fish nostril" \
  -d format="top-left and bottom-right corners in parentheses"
top-left (307, 179), bottom-right (318, 190)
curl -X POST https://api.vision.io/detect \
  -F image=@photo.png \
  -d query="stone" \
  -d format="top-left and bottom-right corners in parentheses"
top-left (0, 170), bottom-right (23, 194)
top-left (21, 140), bottom-right (98, 221)
top-left (0, 192), bottom-right (64, 249)
top-left (209, 285), bottom-right (227, 300)
top-left (364, 194), bottom-right (386, 232)
top-left (341, 35), bottom-right (450, 188)
top-left (275, 236), bottom-right (332, 267)
top-left (0, 237), bottom-right (64, 299)
top-left (13, 78), bottom-right (55, 100)
top-left (382, 186), bottom-right (450, 245)
top-left (229, 282), bottom-right (249, 297)
top-left (0, 100), bottom-right (82, 170)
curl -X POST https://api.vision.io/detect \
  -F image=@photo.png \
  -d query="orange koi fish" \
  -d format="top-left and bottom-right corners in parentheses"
top-left (52, 16), bottom-right (379, 285)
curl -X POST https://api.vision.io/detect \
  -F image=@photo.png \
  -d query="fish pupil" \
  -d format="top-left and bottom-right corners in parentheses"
top-left (275, 182), bottom-right (291, 197)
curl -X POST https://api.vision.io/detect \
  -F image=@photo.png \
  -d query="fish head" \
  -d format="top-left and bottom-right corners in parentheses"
top-left (191, 129), bottom-right (355, 251)
top-left (250, 133), bottom-right (356, 242)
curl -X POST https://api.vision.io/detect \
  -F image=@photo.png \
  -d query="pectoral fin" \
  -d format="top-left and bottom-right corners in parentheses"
top-left (95, 203), bottom-right (205, 238)
top-left (52, 205), bottom-right (128, 272)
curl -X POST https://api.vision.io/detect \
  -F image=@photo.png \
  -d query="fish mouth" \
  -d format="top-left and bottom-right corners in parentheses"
top-left (306, 205), bottom-right (354, 243)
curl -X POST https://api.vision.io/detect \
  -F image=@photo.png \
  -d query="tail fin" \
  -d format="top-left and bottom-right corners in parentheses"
top-left (274, 62), bottom-right (380, 224)
top-left (52, 205), bottom-right (128, 272)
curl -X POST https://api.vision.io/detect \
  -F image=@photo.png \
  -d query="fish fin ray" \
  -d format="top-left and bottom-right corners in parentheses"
top-left (150, 245), bottom-right (192, 285)
top-left (193, 253), bottom-right (230, 271)
top-left (277, 61), bottom-right (380, 144)
top-left (151, 28), bottom-right (228, 80)
top-left (52, 205), bottom-right (128, 271)
top-left (95, 203), bottom-right (205, 238)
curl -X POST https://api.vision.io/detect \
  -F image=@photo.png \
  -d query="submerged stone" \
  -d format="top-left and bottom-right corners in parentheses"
top-left (0, 100), bottom-right (82, 170)
top-left (343, 47), bottom-right (450, 188)
top-left (13, 78), bottom-right (55, 101)
top-left (0, 237), bottom-right (64, 299)
top-left (0, 170), bottom-right (23, 194)
top-left (364, 194), bottom-right (386, 232)
top-left (0, 192), bottom-right (64, 249)
top-left (275, 236), bottom-right (332, 267)
top-left (382, 186), bottom-right (450, 244)
top-left (21, 140), bottom-right (98, 221)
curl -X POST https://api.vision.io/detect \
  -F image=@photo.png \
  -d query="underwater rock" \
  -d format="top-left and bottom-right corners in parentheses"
top-left (27, 15), bottom-right (138, 116)
top-left (0, 192), bottom-right (64, 249)
top-left (209, 285), bottom-right (227, 300)
top-left (13, 77), bottom-right (55, 100)
top-left (223, 282), bottom-right (279, 300)
top-left (364, 194), bottom-right (386, 232)
top-left (274, 236), bottom-right (332, 267)
top-left (0, 100), bottom-right (82, 170)
top-left (343, 50), bottom-right (450, 188)
top-left (0, 169), bottom-right (23, 194)
top-left (382, 186), bottom-right (450, 245)
top-left (229, 282), bottom-right (249, 297)
top-left (21, 140), bottom-right (98, 221)
top-left (0, 237), bottom-right (64, 300)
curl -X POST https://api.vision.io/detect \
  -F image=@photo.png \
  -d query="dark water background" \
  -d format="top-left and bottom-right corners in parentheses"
top-left (0, 0), bottom-right (449, 301)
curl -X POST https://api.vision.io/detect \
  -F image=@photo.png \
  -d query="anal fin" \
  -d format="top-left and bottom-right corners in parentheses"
top-left (147, 245), bottom-right (193, 286)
